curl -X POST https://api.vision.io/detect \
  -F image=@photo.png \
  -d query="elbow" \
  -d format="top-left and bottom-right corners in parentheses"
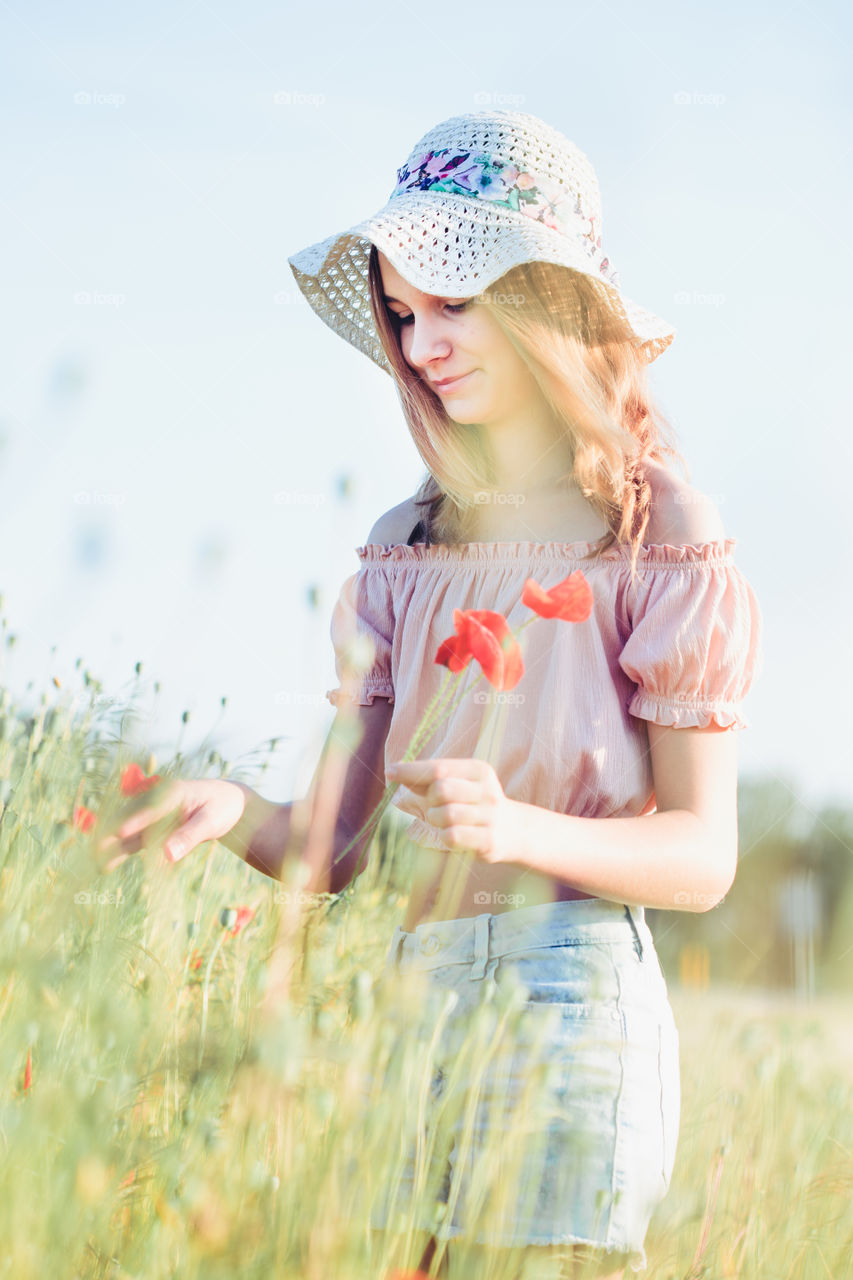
top-left (677, 813), bottom-right (737, 912)
top-left (693, 887), bottom-right (728, 913)
top-left (696, 835), bottom-right (737, 912)
top-left (327, 834), bottom-right (371, 897)
top-left (706, 863), bottom-right (737, 911)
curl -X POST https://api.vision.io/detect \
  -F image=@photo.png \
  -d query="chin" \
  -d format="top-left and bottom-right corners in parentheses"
top-left (445, 397), bottom-right (491, 425)
top-left (446, 407), bottom-right (479, 424)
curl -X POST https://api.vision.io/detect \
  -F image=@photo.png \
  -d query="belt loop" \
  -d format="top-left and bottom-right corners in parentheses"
top-left (384, 924), bottom-right (406, 973)
top-left (624, 904), bottom-right (645, 961)
top-left (469, 913), bottom-right (491, 980)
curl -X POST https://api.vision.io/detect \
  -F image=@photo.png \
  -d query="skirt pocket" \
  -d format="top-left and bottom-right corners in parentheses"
top-left (492, 938), bottom-right (636, 1013)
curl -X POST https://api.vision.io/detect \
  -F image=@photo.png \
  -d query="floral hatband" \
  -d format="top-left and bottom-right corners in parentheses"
top-left (390, 147), bottom-right (620, 288)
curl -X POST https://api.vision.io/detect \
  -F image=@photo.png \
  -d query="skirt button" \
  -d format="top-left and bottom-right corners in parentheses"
top-left (420, 933), bottom-right (441, 956)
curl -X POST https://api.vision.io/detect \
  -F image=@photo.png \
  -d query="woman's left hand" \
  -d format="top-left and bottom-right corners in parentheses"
top-left (385, 758), bottom-right (521, 865)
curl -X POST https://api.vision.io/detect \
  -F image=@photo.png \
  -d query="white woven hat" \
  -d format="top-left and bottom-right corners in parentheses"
top-left (287, 110), bottom-right (675, 371)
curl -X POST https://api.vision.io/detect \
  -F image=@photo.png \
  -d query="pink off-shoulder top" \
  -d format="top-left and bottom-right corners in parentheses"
top-left (325, 533), bottom-right (764, 853)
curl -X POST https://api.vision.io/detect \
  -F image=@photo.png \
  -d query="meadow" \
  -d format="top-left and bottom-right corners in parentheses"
top-left (1, 667), bottom-right (850, 1280)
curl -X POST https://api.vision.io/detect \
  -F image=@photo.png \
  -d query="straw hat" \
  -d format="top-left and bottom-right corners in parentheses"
top-left (287, 109), bottom-right (675, 372)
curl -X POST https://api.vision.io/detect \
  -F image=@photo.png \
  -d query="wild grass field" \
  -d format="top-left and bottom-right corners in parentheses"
top-left (1, 672), bottom-right (850, 1280)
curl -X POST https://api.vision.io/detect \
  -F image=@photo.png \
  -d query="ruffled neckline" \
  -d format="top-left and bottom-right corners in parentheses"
top-left (355, 537), bottom-right (738, 566)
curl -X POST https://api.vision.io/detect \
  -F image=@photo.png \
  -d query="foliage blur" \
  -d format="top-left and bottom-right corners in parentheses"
top-left (0, 639), bottom-right (850, 1278)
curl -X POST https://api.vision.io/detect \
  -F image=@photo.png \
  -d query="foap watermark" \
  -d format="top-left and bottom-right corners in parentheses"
top-left (477, 291), bottom-right (526, 307)
top-left (274, 890), bottom-right (327, 907)
top-left (673, 90), bottom-right (726, 107)
top-left (473, 91), bottom-right (526, 108)
top-left (74, 90), bottom-right (126, 107)
top-left (273, 691), bottom-right (327, 707)
top-left (273, 289), bottom-right (302, 305)
top-left (74, 290), bottom-right (126, 308)
top-left (273, 90), bottom-right (326, 107)
top-left (273, 490), bottom-right (326, 505)
top-left (672, 491), bottom-right (726, 507)
top-left (473, 891), bottom-right (526, 906)
top-left (673, 890), bottom-right (726, 908)
top-left (473, 490), bottom-right (526, 506)
top-left (69, 691), bottom-right (122, 712)
top-left (473, 690), bottom-right (525, 706)
top-left (74, 490), bottom-right (127, 506)
top-left (75, 890), bottom-right (124, 906)
top-left (673, 290), bottom-right (726, 307)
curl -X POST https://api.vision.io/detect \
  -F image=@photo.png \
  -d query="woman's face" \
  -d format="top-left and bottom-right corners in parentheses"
top-left (377, 252), bottom-right (544, 426)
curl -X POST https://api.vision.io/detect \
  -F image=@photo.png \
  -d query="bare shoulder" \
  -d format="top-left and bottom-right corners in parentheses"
top-left (642, 457), bottom-right (727, 546)
top-left (365, 494), bottom-right (422, 546)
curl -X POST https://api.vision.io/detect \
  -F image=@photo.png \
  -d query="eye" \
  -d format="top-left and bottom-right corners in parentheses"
top-left (392, 301), bottom-right (471, 326)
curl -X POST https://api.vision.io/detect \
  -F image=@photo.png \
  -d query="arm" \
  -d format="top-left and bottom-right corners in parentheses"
top-left (500, 473), bottom-right (739, 910)
top-left (218, 786), bottom-right (293, 879)
top-left (500, 720), bottom-right (739, 911)
top-left (220, 697), bottom-right (395, 895)
top-left (222, 497), bottom-right (412, 888)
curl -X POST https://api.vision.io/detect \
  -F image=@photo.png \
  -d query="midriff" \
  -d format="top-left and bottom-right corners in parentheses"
top-left (401, 838), bottom-right (595, 931)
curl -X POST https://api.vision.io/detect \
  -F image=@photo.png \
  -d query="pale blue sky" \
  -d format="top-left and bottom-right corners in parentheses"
top-left (1, 0), bottom-right (851, 818)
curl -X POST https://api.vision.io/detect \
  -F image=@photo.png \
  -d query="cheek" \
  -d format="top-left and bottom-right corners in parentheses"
top-left (399, 328), bottom-right (415, 366)
top-left (460, 319), bottom-right (503, 370)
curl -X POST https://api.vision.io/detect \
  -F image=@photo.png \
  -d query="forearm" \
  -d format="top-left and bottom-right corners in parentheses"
top-left (219, 784), bottom-right (295, 881)
top-left (501, 801), bottom-right (735, 912)
top-left (218, 782), bottom-right (366, 894)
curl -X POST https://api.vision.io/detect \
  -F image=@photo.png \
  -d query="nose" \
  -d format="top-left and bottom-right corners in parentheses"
top-left (404, 313), bottom-right (453, 372)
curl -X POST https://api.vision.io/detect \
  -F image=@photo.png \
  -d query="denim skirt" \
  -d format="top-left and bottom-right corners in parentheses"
top-left (362, 897), bottom-right (680, 1274)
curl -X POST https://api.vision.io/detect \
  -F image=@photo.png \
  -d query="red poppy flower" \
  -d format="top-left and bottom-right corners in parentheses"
top-left (73, 805), bottom-right (97, 833)
top-left (521, 570), bottom-right (593, 621)
top-left (189, 950), bottom-right (204, 971)
top-left (228, 906), bottom-right (255, 938)
top-left (23, 1048), bottom-right (32, 1092)
top-left (385, 1272), bottom-right (432, 1280)
top-left (435, 609), bottom-right (524, 690)
top-left (120, 763), bottom-right (162, 797)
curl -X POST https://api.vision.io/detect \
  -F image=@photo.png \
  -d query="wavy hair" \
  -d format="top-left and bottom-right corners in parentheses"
top-left (366, 243), bottom-right (689, 583)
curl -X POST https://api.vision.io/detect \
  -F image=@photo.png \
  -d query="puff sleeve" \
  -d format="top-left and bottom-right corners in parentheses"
top-left (325, 562), bottom-right (395, 707)
top-left (617, 541), bottom-right (764, 730)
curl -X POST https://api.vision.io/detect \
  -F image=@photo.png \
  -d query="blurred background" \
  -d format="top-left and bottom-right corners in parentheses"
top-left (2, 0), bottom-right (851, 991)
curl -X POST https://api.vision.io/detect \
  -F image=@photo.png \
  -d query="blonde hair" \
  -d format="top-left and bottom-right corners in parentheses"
top-left (366, 244), bottom-right (689, 583)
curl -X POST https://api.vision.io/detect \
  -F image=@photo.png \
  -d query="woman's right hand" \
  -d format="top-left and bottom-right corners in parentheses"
top-left (94, 778), bottom-right (249, 872)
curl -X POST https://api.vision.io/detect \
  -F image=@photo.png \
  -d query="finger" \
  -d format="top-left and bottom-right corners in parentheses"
top-left (102, 849), bottom-right (133, 873)
top-left (163, 810), bottom-right (212, 863)
top-left (94, 791), bottom-right (183, 863)
top-left (441, 825), bottom-right (489, 854)
top-left (426, 801), bottom-right (488, 831)
top-left (428, 778), bottom-right (484, 804)
top-left (94, 824), bottom-right (144, 857)
top-left (114, 793), bottom-right (181, 841)
top-left (387, 759), bottom-right (485, 786)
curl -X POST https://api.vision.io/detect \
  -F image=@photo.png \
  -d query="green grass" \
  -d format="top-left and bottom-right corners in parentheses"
top-left (1, 677), bottom-right (850, 1280)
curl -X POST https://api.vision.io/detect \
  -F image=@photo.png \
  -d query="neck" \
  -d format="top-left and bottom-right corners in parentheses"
top-left (473, 408), bottom-right (574, 494)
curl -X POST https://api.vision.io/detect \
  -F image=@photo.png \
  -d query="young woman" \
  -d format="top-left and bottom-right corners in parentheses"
top-left (98, 111), bottom-right (764, 1279)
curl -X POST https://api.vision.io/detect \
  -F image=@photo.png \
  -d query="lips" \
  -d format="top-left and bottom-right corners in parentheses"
top-left (431, 372), bottom-right (473, 389)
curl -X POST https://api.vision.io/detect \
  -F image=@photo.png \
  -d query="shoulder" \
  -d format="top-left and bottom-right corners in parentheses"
top-left (366, 494), bottom-right (421, 545)
top-left (641, 458), bottom-right (726, 546)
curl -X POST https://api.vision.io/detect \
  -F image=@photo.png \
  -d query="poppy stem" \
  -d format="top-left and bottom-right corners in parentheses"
top-left (333, 671), bottom-right (464, 878)
top-left (333, 615), bottom-right (539, 880)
